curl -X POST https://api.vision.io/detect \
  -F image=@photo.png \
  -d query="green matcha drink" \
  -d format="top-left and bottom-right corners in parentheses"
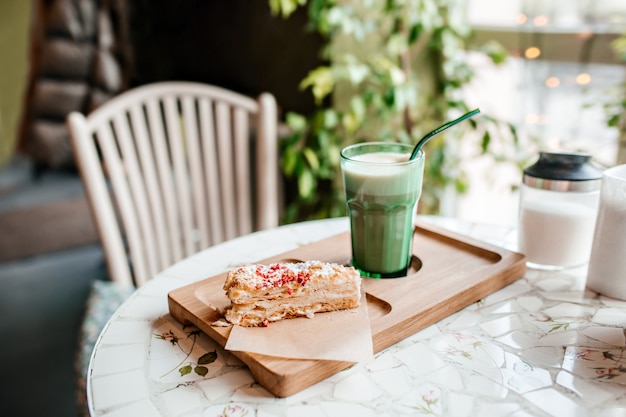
top-left (341, 142), bottom-right (424, 278)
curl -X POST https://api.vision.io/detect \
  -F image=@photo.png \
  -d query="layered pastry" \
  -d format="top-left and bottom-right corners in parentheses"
top-left (222, 261), bottom-right (361, 327)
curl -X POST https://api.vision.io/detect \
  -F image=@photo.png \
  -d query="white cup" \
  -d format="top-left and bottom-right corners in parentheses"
top-left (586, 164), bottom-right (626, 300)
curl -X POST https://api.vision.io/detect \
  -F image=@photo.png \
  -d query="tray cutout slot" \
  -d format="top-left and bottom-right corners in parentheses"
top-left (409, 255), bottom-right (423, 274)
top-left (414, 226), bottom-right (502, 264)
top-left (366, 293), bottom-right (392, 319)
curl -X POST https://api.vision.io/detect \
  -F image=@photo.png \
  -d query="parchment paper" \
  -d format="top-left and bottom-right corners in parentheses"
top-left (196, 286), bottom-right (373, 363)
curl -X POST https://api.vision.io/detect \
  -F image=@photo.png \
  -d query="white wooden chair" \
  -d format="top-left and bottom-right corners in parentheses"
top-left (69, 82), bottom-right (281, 412)
top-left (67, 82), bottom-right (280, 288)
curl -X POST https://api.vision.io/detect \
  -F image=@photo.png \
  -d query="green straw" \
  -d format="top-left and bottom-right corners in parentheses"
top-left (410, 108), bottom-right (481, 160)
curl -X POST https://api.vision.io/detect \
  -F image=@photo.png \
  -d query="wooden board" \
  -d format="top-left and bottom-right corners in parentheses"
top-left (168, 220), bottom-right (526, 397)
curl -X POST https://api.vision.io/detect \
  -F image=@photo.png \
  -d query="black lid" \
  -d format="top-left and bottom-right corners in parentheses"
top-left (524, 152), bottom-right (602, 181)
top-left (523, 151), bottom-right (603, 191)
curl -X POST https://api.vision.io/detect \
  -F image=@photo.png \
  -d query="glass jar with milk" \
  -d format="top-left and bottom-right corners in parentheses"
top-left (518, 152), bottom-right (602, 270)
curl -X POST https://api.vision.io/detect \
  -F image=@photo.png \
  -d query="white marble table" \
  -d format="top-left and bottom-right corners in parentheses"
top-left (87, 216), bottom-right (626, 417)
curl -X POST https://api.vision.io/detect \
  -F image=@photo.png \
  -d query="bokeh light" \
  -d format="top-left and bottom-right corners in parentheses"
top-left (525, 47), bottom-right (541, 59)
top-left (545, 77), bottom-right (560, 88)
top-left (576, 73), bottom-right (591, 85)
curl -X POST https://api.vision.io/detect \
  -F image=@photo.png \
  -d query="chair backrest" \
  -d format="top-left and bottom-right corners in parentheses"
top-left (67, 82), bottom-right (280, 287)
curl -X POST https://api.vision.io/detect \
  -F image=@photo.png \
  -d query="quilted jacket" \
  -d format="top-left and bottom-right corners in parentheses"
top-left (19, 0), bottom-right (131, 170)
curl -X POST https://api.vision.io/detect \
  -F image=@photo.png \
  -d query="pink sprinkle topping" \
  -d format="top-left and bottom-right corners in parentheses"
top-left (253, 263), bottom-right (311, 290)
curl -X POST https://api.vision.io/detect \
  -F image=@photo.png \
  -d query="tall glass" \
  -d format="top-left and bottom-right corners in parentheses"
top-left (340, 142), bottom-right (425, 278)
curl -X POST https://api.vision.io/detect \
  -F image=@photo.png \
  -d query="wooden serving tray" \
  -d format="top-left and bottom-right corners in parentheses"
top-left (168, 220), bottom-right (526, 397)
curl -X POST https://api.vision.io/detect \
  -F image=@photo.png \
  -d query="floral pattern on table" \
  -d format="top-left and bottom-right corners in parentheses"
top-left (397, 384), bottom-right (442, 415)
top-left (430, 330), bottom-right (553, 395)
top-left (149, 315), bottom-right (245, 384)
top-left (210, 404), bottom-right (251, 417)
top-left (563, 347), bottom-right (626, 384)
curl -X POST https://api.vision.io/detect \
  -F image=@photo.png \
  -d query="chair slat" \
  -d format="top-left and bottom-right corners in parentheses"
top-left (129, 103), bottom-right (171, 270)
top-left (233, 108), bottom-right (252, 235)
top-left (163, 95), bottom-right (196, 257)
top-left (111, 112), bottom-right (160, 278)
top-left (198, 97), bottom-right (224, 245)
top-left (95, 123), bottom-right (150, 286)
top-left (182, 96), bottom-right (210, 249)
top-left (215, 101), bottom-right (237, 240)
top-left (145, 97), bottom-right (182, 263)
top-left (112, 115), bottom-right (159, 277)
top-left (67, 113), bottom-right (133, 286)
top-left (256, 93), bottom-right (279, 231)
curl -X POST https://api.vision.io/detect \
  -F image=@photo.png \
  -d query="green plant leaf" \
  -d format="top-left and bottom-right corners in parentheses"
top-left (268, 0), bottom-right (306, 18)
top-left (328, 144), bottom-right (341, 167)
top-left (198, 351), bottom-right (217, 365)
top-left (481, 131), bottom-right (491, 153)
top-left (179, 365), bottom-right (192, 376)
top-left (303, 147), bottom-right (320, 171)
top-left (481, 40), bottom-right (508, 65)
top-left (350, 96), bottom-right (366, 120)
top-left (342, 112), bottom-right (360, 134)
top-left (455, 177), bottom-right (469, 193)
top-left (298, 169), bottom-right (316, 199)
top-left (346, 59), bottom-right (369, 84)
top-left (286, 112), bottom-right (307, 132)
top-left (408, 23), bottom-right (423, 44)
top-left (322, 109), bottom-right (339, 129)
top-left (194, 365), bottom-right (209, 377)
top-left (387, 33), bottom-right (408, 57)
top-left (299, 67), bottom-right (335, 104)
top-left (281, 147), bottom-right (299, 177)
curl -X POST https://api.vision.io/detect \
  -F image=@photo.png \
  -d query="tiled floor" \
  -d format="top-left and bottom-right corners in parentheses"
top-left (0, 158), bottom-right (108, 417)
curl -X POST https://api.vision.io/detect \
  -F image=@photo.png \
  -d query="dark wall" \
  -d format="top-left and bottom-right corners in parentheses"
top-left (129, 0), bottom-right (324, 116)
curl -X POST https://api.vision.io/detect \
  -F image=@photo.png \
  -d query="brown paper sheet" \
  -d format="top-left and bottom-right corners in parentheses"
top-left (195, 285), bottom-right (373, 363)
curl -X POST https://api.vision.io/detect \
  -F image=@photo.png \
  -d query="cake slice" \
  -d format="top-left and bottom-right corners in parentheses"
top-left (222, 261), bottom-right (361, 327)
